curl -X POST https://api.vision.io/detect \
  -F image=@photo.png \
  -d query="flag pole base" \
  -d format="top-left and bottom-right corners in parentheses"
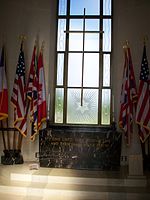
top-left (1, 149), bottom-right (24, 165)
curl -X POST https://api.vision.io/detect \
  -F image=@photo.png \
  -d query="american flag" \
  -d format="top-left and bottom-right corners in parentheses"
top-left (119, 47), bottom-right (137, 145)
top-left (37, 50), bottom-right (47, 130)
top-left (0, 46), bottom-right (8, 120)
top-left (136, 45), bottom-right (150, 142)
top-left (26, 45), bottom-right (38, 140)
top-left (11, 42), bottom-right (27, 136)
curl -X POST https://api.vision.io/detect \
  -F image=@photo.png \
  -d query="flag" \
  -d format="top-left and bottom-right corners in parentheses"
top-left (11, 42), bottom-right (27, 136)
top-left (119, 47), bottom-right (137, 145)
top-left (26, 45), bottom-right (38, 140)
top-left (27, 45), bottom-right (37, 99)
top-left (136, 45), bottom-right (150, 142)
top-left (0, 46), bottom-right (8, 120)
top-left (37, 50), bottom-right (47, 130)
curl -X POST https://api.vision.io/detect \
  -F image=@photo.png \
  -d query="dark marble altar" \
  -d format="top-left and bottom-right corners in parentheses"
top-left (39, 124), bottom-right (121, 170)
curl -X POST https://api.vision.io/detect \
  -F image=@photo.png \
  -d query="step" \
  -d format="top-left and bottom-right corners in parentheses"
top-left (10, 172), bottom-right (147, 187)
top-left (0, 163), bottom-right (147, 187)
top-left (0, 193), bottom-right (42, 200)
top-left (0, 179), bottom-right (150, 200)
top-left (0, 163), bottom-right (150, 200)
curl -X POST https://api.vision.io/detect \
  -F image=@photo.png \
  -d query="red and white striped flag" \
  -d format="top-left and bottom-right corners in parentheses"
top-left (119, 47), bottom-right (137, 145)
top-left (37, 50), bottom-right (47, 130)
top-left (0, 46), bottom-right (8, 120)
top-left (26, 45), bottom-right (38, 140)
top-left (11, 42), bottom-right (27, 136)
top-left (136, 45), bottom-right (150, 142)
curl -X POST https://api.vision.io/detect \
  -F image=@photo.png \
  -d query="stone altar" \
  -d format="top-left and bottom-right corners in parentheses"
top-left (39, 124), bottom-right (121, 170)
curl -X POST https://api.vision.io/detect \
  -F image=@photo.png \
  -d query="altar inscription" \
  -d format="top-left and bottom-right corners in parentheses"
top-left (39, 125), bottom-right (121, 170)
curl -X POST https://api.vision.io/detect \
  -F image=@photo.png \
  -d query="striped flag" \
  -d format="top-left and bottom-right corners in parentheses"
top-left (119, 47), bottom-right (137, 145)
top-left (11, 42), bottom-right (27, 136)
top-left (136, 45), bottom-right (150, 142)
top-left (26, 45), bottom-right (38, 140)
top-left (0, 46), bottom-right (8, 120)
top-left (37, 50), bottom-right (47, 130)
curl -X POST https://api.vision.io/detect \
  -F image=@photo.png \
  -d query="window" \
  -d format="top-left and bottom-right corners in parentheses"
top-left (54, 0), bottom-right (112, 125)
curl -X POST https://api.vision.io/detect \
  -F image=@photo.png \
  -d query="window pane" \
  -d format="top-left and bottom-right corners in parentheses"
top-left (55, 88), bottom-right (64, 123)
top-left (69, 33), bottom-right (83, 51)
top-left (70, 19), bottom-right (99, 33)
top-left (70, 0), bottom-right (100, 15)
top-left (57, 53), bottom-right (64, 85)
top-left (57, 19), bottom-right (66, 51)
top-left (58, 0), bottom-right (67, 15)
top-left (70, 19), bottom-right (83, 31)
top-left (68, 53), bottom-right (82, 87)
top-left (85, 19), bottom-right (99, 31)
top-left (67, 89), bottom-right (98, 124)
top-left (101, 89), bottom-right (111, 125)
top-left (103, 19), bottom-right (111, 52)
top-left (103, 54), bottom-right (110, 86)
top-left (84, 53), bottom-right (99, 87)
top-left (85, 33), bottom-right (99, 51)
top-left (103, 0), bottom-right (112, 15)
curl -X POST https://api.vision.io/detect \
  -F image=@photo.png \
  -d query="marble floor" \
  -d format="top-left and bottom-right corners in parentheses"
top-left (0, 162), bottom-right (150, 200)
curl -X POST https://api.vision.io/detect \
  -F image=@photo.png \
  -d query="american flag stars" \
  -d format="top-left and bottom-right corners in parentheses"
top-left (140, 58), bottom-right (149, 80)
top-left (16, 53), bottom-right (25, 76)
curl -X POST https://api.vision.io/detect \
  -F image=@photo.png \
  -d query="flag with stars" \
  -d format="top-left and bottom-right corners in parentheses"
top-left (0, 46), bottom-right (8, 120)
top-left (11, 42), bottom-right (27, 136)
top-left (136, 45), bottom-right (150, 142)
top-left (119, 47), bottom-right (137, 145)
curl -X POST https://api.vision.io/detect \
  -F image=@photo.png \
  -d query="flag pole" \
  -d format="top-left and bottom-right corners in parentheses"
top-left (13, 112), bottom-right (17, 150)
top-left (1, 121), bottom-right (7, 150)
top-left (6, 118), bottom-right (10, 150)
top-left (3, 46), bottom-right (10, 150)
top-left (17, 132), bottom-right (23, 150)
top-left (31, 40), bottom-right (37, 140)
top-left (13, 130), bottom-right (17, 150)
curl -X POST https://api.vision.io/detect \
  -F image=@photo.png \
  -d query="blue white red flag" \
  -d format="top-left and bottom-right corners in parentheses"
top-left (0, 46), bottom-right (8, 120)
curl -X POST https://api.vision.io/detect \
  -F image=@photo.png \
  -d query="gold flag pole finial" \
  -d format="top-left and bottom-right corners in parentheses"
top-left (35, 33), bottom-right (40, 47)
top-left (34, 39), bottom-right (37, 45)
top-left (143, 35), bottom-right (148, 46)
top-left (19, 34), bottom-right (26, 43)
top-left (123, 40), bottom-right (129, 49)
top-left (126, 40), bottom-right (129, 47)
top-left (41, 40), bottom-right (45, 53)
top-left (18, 34), bottom-right (27, 50)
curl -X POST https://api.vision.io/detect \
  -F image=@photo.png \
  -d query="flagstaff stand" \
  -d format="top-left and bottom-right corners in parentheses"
top-left (0, 127), bottom-right (24, 165)
top-left (1, 149), bottom-right (23, 165)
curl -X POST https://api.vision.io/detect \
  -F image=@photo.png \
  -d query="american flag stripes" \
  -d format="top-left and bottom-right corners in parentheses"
top-left (11, 42), bottom-right (27, 136)
top-left (119, 47), bottom-right (137, 145)
top-left (136, 45), bottom-right (150, 142)
top-left (0, 46), bottom-right (8, 120)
